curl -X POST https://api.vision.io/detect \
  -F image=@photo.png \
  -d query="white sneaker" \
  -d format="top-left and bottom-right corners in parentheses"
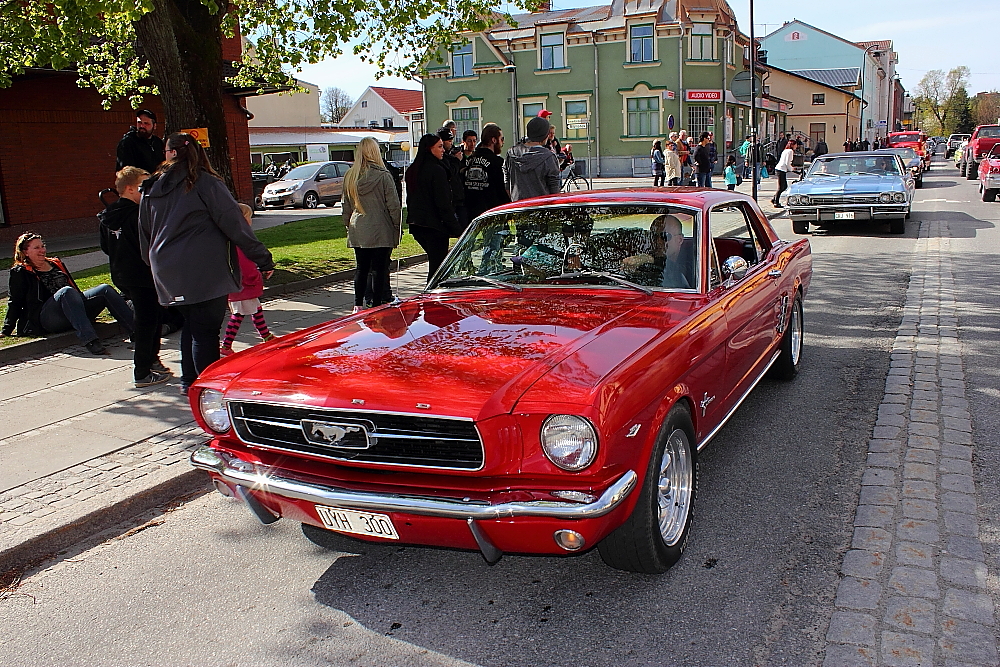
top-left (352, 306), bottom-right (363, 314)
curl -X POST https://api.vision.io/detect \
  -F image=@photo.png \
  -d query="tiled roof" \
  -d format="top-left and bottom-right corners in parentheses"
top-left (790, 68), bottom-right (860, 88)
top-left (370, 87), bottom-right (424, 114)
top-left (496, 5), bottom-right (613, 30)
top-left (855, 40), bottom-right (892, 52)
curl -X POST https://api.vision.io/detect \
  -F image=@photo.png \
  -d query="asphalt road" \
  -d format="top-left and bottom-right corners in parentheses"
top-left (3, 159), bottom-right (994, 667)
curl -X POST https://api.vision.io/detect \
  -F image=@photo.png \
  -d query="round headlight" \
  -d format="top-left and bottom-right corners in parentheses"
top-left (540, 415), bottom-right (598, 471)
top-left (893, 192), bottom-right (907, 203)
top-left (879, 192), bottom-right (893, 203)
top-left (199, 389), bottom-right (231, 433)
top-left (788, 195), bottom-right (800, 205)
top-left (800, 195), bottom-right (810, 205)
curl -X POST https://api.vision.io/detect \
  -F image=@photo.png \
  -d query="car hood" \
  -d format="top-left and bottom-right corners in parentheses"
top-left (791, 174), bottom-right (904, 195)
top-left (264, 179), bottom-right (304, 192)
top-left (203, 291), bottom-right (682, 420)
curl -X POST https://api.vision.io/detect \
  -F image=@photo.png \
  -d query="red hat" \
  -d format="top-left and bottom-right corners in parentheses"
top-left (538, 109), bottom-right (553, 119)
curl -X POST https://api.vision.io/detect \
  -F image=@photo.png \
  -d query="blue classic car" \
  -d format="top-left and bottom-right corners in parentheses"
top-left (787, 152), bottom-right (915, 235)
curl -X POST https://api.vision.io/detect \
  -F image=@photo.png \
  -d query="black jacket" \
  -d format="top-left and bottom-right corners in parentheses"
top-left (693, 144), bottom-right (713, 173)
top-left (2, 258), bottom-right (78, 336)
top-left (99, 198), bottom-right (155, 292)
top-left (405, 159), bottom-right (455, 234)
top-left (463, 147), bottom-right (511, 220)
top-left (139, 168), bottom-right (274, 306)
top-left (116, 128), bottom-right (165, 173)
top-left (441, 152), bottom-right (466, 207)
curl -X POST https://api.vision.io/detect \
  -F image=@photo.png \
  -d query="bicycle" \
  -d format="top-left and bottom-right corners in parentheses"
top-left (560, 165), bottom-right (591, 192)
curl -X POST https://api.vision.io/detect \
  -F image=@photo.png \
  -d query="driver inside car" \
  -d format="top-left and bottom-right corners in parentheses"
top-left (622, 214), bottom-right (692, 288)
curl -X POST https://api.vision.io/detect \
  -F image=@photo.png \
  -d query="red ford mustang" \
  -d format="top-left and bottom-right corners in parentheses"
top-left (189, 189), bottom-right (812, 573)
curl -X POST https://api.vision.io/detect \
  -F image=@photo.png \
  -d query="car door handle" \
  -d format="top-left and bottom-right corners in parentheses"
top-left (767, 269), bottom-right (782, 279)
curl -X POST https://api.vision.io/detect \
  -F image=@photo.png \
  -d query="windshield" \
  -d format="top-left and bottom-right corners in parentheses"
top-left (881, 148), bottom-right (917, 160)
top-left (978, 126), bottom-right (1000, 138)
top-left (430, 204), bottom-right (701, 292)
top-left (887, 134), bottom-right (921, 145)
top-left (809, 155), bottom-right (901, 177)
top-left (281, 164), bottom-right (322, 181)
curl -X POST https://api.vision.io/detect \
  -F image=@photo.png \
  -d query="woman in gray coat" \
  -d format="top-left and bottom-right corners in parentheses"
top-left (342, 137), bottom-right (402, 313)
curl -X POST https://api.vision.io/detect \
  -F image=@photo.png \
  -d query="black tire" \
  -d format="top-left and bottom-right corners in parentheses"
top-left (598, 403), bottom-right (697, 574)
top-left (960, 162), bottom-right (967, 177)
top-left (792, 219), bottom-right (809, 234)
top-left (303, 191), bottom-right (320, 209)
top-left (915, 177), bottom-right (922, 189)
top-left (770, 292), bottom-right (803, 380)
top-left (985, 189), bottom-right (998, 203)
top-left (890, 217), bottom-right (905, 235)
top-left (967, 162), bottom-right (978, 180)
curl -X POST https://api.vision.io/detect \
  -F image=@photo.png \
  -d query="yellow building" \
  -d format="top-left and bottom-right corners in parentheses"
top-left (760, 64), bottom-right (861, 150)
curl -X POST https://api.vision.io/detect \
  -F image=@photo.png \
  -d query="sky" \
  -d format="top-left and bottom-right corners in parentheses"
top-left (293, 0), bottom-right (998, 101)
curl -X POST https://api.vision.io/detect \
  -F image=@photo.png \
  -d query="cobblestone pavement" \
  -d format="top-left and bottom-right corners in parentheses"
top-left (823, 220), bottom-right (998, 666)
top-left (0, 267), bottom-right (428, 572)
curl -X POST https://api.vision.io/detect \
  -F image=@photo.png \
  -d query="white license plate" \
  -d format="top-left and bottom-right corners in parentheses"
top-left (315, 505), bottom-right (399, 539)
top-left (834, 211), bottom-right (855, 220)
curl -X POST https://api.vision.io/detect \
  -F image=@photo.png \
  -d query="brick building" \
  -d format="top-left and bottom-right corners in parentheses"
top-left (0, 36), bottom-right (260, 245)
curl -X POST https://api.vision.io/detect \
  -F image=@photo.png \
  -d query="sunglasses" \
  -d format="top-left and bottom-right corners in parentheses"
top-left (656, 231), bottom-right (674, 242)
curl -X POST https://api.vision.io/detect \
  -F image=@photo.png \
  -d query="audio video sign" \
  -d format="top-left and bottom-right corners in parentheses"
top-left (685, 90), bottom-right (723, 102)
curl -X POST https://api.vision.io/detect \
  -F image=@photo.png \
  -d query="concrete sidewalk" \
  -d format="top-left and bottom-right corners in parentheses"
top-left (0, 264), bottom-right (429, 574)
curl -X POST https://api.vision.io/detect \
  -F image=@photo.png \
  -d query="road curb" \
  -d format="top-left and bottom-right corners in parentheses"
top-left (0, 254), bottom-right (429, 366)
top-left (1, 468), bottom-right (211, 577)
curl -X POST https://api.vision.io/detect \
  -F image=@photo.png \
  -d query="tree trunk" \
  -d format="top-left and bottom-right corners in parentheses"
top-left (133, 0), bottom-right (234, 192)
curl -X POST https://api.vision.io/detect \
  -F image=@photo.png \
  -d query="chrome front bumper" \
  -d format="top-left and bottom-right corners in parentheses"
top-left (788, 205), bottom-right (908, 221)
top-left (984, 176), bottom-right (1000, 189)
top-left (191, 445), bottom-right (638, 521)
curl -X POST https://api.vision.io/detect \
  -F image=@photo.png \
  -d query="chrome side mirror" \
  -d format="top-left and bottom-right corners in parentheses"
top-left (722, 256), bottom-right (749, 283)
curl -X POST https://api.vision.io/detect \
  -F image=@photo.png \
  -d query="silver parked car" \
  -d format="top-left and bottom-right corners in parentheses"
top-left (787, 152), bottom-right (914, 235)
top-left (261, 161), bottom-right (351, 209)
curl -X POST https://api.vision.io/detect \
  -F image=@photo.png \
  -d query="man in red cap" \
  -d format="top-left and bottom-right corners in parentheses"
top-left (538, 109), bottom-right (553, 119)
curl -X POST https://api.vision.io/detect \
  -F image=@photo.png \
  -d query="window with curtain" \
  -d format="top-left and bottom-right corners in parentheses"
top-left (690, 24), bottom-right (714, 61)
top-left (540, 33), bottom-right (565, 70)
top-left (452, 107), bottom-right (480, 135)
top-left (451, 43), bottom-right (473, 78)
top-left (627, 96), bottom-right (659, 136)
top-left (565, 100), bottom-right (589, 139)
top-left (630, 25), bottom-right (654, 62)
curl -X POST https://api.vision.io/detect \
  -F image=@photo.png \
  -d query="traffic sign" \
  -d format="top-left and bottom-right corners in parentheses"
top-left (730, 71), bottom-right (762, 103)
top-left (567, 119), bottom-right (590, 129)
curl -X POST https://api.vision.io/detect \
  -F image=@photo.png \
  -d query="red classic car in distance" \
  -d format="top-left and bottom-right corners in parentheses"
top-left (979, 144), bottom-right (1000, 202)
top-left (189, 189), bottom-right (812, 574)
top-left (965, 125), bottom-right (1000, 181)
top-left (886, 131), bottom-right (930, 169)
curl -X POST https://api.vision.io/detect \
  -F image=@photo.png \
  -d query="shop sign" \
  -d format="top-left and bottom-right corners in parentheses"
top-left (685, 89), bottom-right (723, 102)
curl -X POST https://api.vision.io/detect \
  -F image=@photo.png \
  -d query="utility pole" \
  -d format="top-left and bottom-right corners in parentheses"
top-left (750, 0), bottom-right (758, 201)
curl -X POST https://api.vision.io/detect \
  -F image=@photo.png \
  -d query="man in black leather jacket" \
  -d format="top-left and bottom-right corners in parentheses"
top-left (116, 110), bottom-right (165, 173)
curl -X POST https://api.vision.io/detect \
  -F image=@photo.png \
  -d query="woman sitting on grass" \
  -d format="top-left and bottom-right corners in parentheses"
top-left (1, 232), bottom-right (134, 355)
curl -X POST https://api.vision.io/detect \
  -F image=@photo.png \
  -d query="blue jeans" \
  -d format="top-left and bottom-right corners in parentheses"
top-left (39, 284), bottom-right (134, 343)
top-left (697, 172), bottom-right (713, 188)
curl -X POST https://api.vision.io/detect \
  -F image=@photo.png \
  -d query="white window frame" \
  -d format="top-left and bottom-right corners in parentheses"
top-left (812, 93), bottom-right (826, 105)
top-left (620, 83), bottom-right (663, 139)
top-left (444, 95), bottom-right (483, 135)
top-left (560, 95), bottom-right (591, 140)
top-left (519, 96), bottom-right (549, 137)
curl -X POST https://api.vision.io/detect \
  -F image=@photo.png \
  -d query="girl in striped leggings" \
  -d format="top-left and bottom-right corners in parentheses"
top-left (220, 204), bottom-right (275, 356)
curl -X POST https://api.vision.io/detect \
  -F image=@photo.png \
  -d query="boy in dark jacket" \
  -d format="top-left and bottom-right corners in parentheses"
top-left (99, 167), bottom-right (171, 386)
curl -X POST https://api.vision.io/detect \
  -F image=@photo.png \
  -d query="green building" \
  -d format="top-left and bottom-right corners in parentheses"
top-left (423, 0), bottom-right (786, 177)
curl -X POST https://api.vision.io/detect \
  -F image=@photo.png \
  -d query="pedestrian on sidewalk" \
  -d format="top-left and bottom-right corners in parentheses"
top-left (405, 133), bottom-right (456, 283)
top-left (694, 132), bottom-right (714, 188)
top-left (341, 137), bottom-right (402, 314)
top-left (665, 142), bottom-right (681, 186)
top-left (772, 140), bottom-right (796, 208)
top-left (463, 123), bottom-right (511, 220)
top-left (99, 166), bottom-right (171, 385)
top-left (220, 204), bottom-right (277, 354)
top-left (724, 155), bottom-right (738, 191)
top-left (2, 233), bottom-right (134, 355)
top-left (651, 140), bottom-right (666, 187)
top-left (437, 128), bottom-right (469, 235)
top-left (139, 132), bottom-right (274, 395)
top-left (504, 116), bottom-right (560, 201)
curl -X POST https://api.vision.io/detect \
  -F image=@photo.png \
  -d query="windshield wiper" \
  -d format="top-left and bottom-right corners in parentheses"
top-left (546, 271), bottom-right (653, 295)
top-left (437, 276), bottom-right (523, 292)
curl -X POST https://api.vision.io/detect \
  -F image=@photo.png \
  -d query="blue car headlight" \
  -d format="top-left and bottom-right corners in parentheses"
top-left (879, 192), bottom-right (893, 203)
top-left (788, 195), bottom-right (800, 205)
top-left (893, 192), bottom-right (906, 203)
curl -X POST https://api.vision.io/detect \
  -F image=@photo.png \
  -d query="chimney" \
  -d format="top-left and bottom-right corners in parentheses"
top-left (534, 1), bottom-right (551, 12)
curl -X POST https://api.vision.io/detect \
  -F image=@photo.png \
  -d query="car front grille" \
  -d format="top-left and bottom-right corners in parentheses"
top-left (807, 195), bottom-right (883, 205)
top-left (229, 401), bottom-right (484, 470)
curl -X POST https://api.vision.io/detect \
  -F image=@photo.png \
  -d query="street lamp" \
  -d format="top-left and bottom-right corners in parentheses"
top-left (885, 73), bottom-right (901, 137)
top-left (858, 44), bottom-right (882, 143)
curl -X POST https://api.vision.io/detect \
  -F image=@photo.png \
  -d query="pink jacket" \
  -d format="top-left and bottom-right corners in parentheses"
top-left (229, 247), bottom-right (264, 301)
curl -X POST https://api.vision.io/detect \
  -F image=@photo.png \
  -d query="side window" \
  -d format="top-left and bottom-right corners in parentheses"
top-left (335, 163), bottom-right (350, 177)
top-left (318, 164), bottom-right (337, 179)
top-left (708, 203), bottom-right (765, 267)
top-left (708, 234), bottom-right (722, 290)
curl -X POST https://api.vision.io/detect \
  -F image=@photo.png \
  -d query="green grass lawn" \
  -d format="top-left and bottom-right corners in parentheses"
top-left (0, 215), bottom-right (424, 348)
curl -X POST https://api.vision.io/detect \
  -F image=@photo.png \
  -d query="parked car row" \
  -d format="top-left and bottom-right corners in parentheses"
top-left (958, 124), bottom-right (1000, 182)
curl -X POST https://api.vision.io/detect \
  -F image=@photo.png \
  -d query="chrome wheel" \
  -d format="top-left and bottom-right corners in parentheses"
top-left (790, 299), bottom-right (803, 366)
top-left (657, 428), bottom-right (693, 546)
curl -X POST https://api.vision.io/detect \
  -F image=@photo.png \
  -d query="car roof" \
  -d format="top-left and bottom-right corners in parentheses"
top-left (489, 188), bottom-right (759, 213)
top-left (813, 152), bottom-right (894, 158)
